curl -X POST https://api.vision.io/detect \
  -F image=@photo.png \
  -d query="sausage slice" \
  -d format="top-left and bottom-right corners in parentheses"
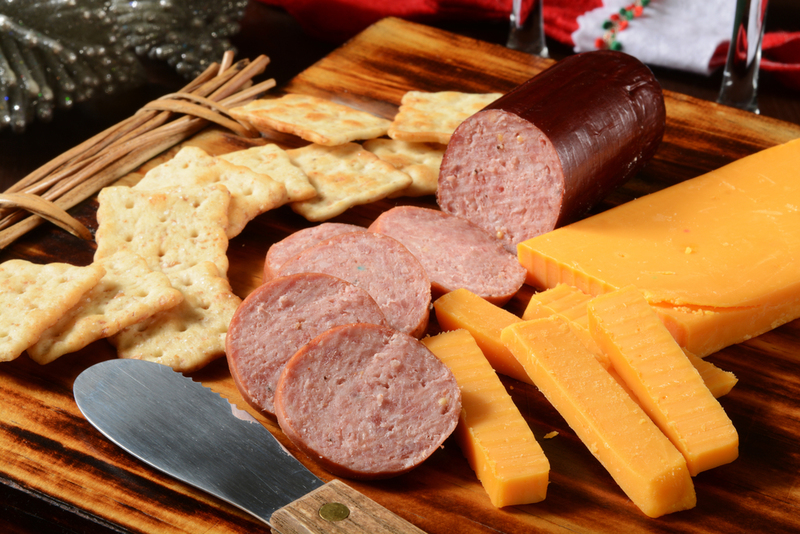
top-left (226, 272), bottom-right (386, 415)
top-left (274, 323), bottom-right (461, 480)
top-left (437, 50), bottom-right (665, 252)
top-left (263, 222), bottom-right (366, 281)
top-left (369, 206), bottom-right (526, 304)
top-left (277, 231), bottom-right (430, 337)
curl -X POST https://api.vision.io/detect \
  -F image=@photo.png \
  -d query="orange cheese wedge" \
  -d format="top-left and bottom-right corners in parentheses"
top-left (517, 137), bottom-right (800, 357)
top-left (422, 329), bottom-right (549, 507)
top-left (587, 286), bottom-right (739, 476)
top-left (501, 316), bottom-right (696, 518)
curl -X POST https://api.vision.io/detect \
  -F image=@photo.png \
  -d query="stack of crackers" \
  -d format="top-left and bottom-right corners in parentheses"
top-left (230, 90), bottom-right (501, 221)
top-left (0, 89), bottom-right (501, 372)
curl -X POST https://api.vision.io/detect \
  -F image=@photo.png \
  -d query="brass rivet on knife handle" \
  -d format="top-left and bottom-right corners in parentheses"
top-left (319, 502), bottom-right (350, 522)
top-left (270, 479), bottom-right (428, 534)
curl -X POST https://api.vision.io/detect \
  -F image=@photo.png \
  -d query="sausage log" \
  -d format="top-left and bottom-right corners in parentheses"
top-left (437, 50), bottom-right (666, 252)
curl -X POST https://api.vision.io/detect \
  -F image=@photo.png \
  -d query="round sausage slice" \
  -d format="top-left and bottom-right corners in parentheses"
top-left (277, 231), bottom-right (430, 338)
top-left (437, 50), bottom-right (665, 252)
top-left (274, 323), bottom-right (461, 480)
top-left (369, 206), bottom-right (526, 305)
top-left (226, 272), bottom-right (386, 415)
top-left (263, 222), bottom-right (366, 281)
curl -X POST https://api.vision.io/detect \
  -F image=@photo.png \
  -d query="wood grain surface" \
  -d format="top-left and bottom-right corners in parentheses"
top-left (2, 17), bottom-right (800, 534)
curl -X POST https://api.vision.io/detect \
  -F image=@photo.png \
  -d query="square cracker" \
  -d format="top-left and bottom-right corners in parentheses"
top-left (219, 144), bottom-right (317, 203)
top-left (387, 91), bottom-right (503, 145)
top-left (362, 139), bottom-right (445, 198)
top-left (0, 260), bottom-right (105, 362)
top-left (109, 261), bottom-right (242, 373)
top-left (116, 127), bottom-right (269, 188)
top-left (230, 93), bottom-right (392, 146)
top-left (27, 251), bottom-right (185, 365)
top-left (134, 146), bottom-right (288, 238)
top-left (95, 184), bottom-right (231, 278)
top-left (286, 142), bottom-right (412, 221)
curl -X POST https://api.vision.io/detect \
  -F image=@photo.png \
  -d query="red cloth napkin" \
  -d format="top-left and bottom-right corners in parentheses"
top-left (255, 0), bottom-right (596, 44)
top-left (257, 0), bottom-right (799, 88)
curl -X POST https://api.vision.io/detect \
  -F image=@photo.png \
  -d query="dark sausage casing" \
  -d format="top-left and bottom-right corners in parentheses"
top-left (437, 50), bottom-right (666, 252)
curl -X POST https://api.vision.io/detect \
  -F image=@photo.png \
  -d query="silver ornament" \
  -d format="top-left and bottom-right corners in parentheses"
top-left (0, 0), bottom-right (248, 133)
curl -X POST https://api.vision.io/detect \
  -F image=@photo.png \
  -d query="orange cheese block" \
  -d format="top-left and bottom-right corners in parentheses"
top-left (422, 329), bottom-right (549, 508)
top-left (433, 288), bottom-right (529, 384)
top-left (587, 286), bottom-right (739, 476)
top-left (517, 137), bottom-right (800, 357)
top-left (501, 316), bottom-right (696, 518)
top-left (526, 284), bottom-right (738, 398)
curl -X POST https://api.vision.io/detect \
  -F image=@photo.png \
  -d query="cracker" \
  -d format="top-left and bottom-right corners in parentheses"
top-left (362, 139), bottom-right (445, 197)
top-left (219, 144), bottom-right (317, 203)
top-left (109, 261), bottom-right (242, 372)
top-left (27, 251), bottom-right (185, 365)
top-left (95, 184), bottom-right (231, 278)
top-left (286, 142), bottom-right (412, 221)
top-left (117, 127), bottom-right (268, 188)
top-left (388, 91), bottom-right (503, 144)
top-left (134, 146), bottom-right (288, 238)
top-left (230, 93), bottom-right (392, 146)
top-left (0, 260), bottom-right (105, 362)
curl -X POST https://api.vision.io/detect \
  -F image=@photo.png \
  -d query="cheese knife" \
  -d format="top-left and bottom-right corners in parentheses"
top-left (73, 358), bottom-right (428, 533)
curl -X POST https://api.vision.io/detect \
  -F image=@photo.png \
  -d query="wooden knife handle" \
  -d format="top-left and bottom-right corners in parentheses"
top-left (270, 479), bottom-right (428, 534)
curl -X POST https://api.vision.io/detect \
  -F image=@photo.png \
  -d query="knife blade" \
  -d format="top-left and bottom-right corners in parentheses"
top-left (73, 358), bottom-right (428, 534)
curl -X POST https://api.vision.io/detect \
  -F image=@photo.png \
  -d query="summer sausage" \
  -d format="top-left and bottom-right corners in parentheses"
top-left (263, 222), bottom-right (366, 281)
top-left (276, 231), bottom-right (430, 337)
top-left (437, 50), bottom-right (666, 252)
top-left (226, 272), bottom-right (386, 415)
top-left (368, 205), bottom-right (526, 304)
top-left (274, 322), bottom-right (461, 480)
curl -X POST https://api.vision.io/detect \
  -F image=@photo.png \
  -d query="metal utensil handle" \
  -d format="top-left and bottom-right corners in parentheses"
top-left (717, 0), bottom-right (769, 113)
top-left (507, 0), bottom-right (549, 57)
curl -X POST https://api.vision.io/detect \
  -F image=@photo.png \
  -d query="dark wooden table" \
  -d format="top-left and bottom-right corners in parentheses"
top-left (2, 2), bottom-right (800, 533)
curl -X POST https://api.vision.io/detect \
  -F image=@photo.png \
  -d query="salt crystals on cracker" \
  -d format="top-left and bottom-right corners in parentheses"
top-left (362, 139), bottom-right (445, 197)
top-left (219, 144), bottom-right (317, 203)
top-left (0, 260), bottom-right (105, 362)
top-left (27, 251), bottom-right (184, 365)
top-left (286, 142), bottom-right (412, 221)
top-left (230, 93), bottom-right (392, 146)
top-left (134, 146), bottom-right (288, 238)
top-left (94, 184), bottom-right (231, 278)
top-left (388, 91), bottom-right (503, 145)
top-left (110, 261), bottom-right (242, 373)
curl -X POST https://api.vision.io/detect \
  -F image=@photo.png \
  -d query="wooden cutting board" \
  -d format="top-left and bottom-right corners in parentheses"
top-left (2, 17), bottom-right (800, 534)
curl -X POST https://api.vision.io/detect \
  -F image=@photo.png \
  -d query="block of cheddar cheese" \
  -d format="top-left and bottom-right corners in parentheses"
top-left (587, 286), bottom-right (739, 476)
top-left (517, 137), bottom-right (800, 357)
top-left (501, 316), bottom-right (696, 518)
top-left (422, 329), bottom-right (549, 508)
